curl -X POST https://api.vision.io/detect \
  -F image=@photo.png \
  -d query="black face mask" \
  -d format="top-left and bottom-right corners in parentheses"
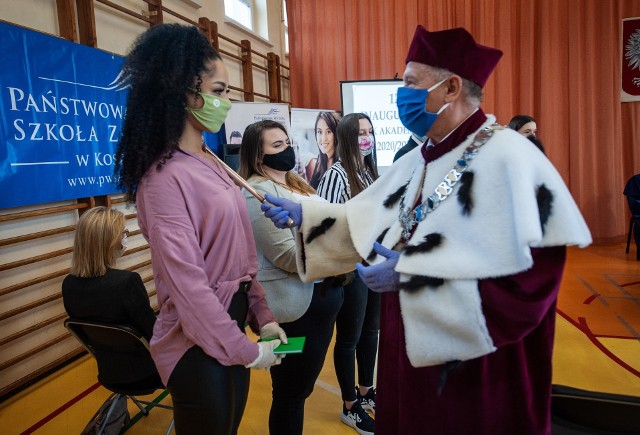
top-left (262, 146), bottom-right (296, 171)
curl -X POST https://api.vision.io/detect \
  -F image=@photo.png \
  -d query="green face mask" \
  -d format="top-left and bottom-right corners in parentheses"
top-left (187, 92), bottom-right (232, 133)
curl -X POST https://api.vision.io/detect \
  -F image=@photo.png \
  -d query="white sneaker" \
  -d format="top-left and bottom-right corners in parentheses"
top-left (340, 401), bottom-right (375, 435)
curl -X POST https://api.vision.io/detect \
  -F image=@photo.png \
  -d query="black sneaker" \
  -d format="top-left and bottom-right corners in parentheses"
top-left (340, 401), bottom-right (375, 435)
top-left (357, 386), bottom-right (376, 415)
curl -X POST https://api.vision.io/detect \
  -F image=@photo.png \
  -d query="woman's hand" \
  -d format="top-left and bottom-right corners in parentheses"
top-left (246, 340), bottom-right (286, 370)
top-left (259, 322), bottom-right (288, 344)
top-left (355, 242), bottom-right (400, 293)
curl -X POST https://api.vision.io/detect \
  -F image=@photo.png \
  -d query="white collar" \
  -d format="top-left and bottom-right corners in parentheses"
top-left (425, 108), bottom-right (480, 148)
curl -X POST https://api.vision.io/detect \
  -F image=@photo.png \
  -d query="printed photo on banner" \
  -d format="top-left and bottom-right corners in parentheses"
top-left (290, 108), bottom-right (341, 187)
top-left (0, 21), bottom-right (127, 209)
top-left (222, 102), bottom-right (291, 171)
top-left (621, 17), bottom-right (640, 102)
top-left (224, 102), bottom-right (291, 143)
top-left (341, 80), bottom-right (408, 169)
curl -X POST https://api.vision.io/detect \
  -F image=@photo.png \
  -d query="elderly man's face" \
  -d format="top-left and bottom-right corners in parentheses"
top-left (402, 62), bottom-right (448, 113)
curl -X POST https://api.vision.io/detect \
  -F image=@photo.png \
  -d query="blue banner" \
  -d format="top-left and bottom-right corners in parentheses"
top-left (0, 22), bottom-right (128, 209)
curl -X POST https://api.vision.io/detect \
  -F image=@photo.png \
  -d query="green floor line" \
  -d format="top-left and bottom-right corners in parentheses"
top-left (122, 389), bottom-right (171, 432)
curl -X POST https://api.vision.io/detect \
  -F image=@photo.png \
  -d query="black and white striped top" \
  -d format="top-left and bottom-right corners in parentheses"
top-left (316, 161), bottom-right (374, 204)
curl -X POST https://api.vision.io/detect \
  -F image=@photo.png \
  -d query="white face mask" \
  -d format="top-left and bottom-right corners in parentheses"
top-left (358, 135), bottom-right (375, 156)
top-left (120, 230), bottom-right (129, 255)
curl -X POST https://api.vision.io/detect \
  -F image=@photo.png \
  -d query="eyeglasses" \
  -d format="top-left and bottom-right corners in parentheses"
top-left (123, 229), bottom-right (130, 237)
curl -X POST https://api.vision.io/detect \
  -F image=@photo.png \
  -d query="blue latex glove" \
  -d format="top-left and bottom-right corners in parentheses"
top-left (260, 193), bottom-right (302, 228)
top-left (355, 242), bottom-right (400, 293)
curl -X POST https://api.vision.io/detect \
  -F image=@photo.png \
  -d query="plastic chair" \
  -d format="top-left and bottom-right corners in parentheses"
top-left (551, 384), bottom-right (640, 434)
top-left (64, 318), bottom-right (174, 435)
top-left (623, 174), bottom-right (640, 260)
top-left (625, 197), bottom-right (640, 259)
top-left (223, 143), bottom-right (241, 172)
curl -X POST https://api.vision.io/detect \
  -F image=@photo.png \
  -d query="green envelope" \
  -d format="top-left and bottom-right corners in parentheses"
top-left (262, 336), bottom-right (306, 354)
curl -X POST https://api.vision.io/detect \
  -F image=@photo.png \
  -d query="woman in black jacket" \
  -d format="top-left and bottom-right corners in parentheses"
top-left (62, 206), bottom-right (158, 387)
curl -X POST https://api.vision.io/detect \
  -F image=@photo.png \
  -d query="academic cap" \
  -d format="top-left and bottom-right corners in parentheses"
top-left (405, 25), bottom-right (503, 87)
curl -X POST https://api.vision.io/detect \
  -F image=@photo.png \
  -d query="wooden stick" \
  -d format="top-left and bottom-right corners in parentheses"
top-left (204, 146), bottom-right (264, 200)
top-left (204, 147), bottom-right (295, 227)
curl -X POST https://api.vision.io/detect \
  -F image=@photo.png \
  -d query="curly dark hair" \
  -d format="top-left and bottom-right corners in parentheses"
top-left (114, 24), bottom-right (221, 203)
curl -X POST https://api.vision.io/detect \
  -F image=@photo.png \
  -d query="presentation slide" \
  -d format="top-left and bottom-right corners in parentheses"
top-left (341, 80), bottom-right (410, 168)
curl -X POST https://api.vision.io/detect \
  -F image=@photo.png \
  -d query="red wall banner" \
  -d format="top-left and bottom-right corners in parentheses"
top-left (621, 17), bottom-right (640, 102)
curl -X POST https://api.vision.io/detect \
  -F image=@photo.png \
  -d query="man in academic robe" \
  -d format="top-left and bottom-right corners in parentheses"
top-left (262, 25), bottom-right (591, 434)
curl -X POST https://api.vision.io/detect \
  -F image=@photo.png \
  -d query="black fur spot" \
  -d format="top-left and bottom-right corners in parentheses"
top-left (438, 360), bottom-right (462, 395)
top-left (366, 227), bottom-right (390, 261)
top-left (536, 184), bottom-right (553, 234)
top-left (305, 218), bottom-right (336, 244)
top-left (383, 182), bottom-right (408, 208)
top-left (457, 171), bottom-right (474, 215)
top-left (299, 237), bottom-right (307, 275)
top-left (398, 275), bottom-right (445, 293)
top-left (404, 233), bottom-right (442, 255)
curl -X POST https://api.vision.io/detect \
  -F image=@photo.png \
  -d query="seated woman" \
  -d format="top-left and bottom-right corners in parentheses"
top-left (239, 120), bottom-right (343, 435)
top-left (62, 206), bottom-right (159, 388)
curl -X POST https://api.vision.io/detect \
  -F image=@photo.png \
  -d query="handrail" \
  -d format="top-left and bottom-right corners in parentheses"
top-left (252, 61), bottom-right (269, 72)
top-left (251, 49), bottom-right (269, 60)
top-left (0, 203), bottom-right (88, 223)
top-left (0, 313), bottom-right (68, 347)
top-left (94, 0), bottom-right (154, 24)
top-left (0, 293), bottom-right (62, 322)
top-left (0, 225), bottom-right (76, 247)
top-left (161, 6), bottom-right (200, 27)
top-left (0, 248), bottom-right (74, 272)
top-left (218, 33), bottom-right (242, 47)
top-left (0, 269), bottom-right (70, 298)
top-left (0, 333), bottom-right (73, 371)
top-left (220, 49), bottom-right (243, 62)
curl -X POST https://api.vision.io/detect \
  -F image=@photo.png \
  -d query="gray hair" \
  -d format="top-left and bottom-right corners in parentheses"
top-left (425, 65), bottom-right (483, 107)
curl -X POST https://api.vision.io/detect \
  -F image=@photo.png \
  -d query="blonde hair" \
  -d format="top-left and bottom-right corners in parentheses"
top-left (70, 207), bottom-right (125, 278)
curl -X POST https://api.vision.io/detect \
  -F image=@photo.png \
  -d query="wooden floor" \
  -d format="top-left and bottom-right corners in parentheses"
top-left (2, 243), bottom-right (640, 434)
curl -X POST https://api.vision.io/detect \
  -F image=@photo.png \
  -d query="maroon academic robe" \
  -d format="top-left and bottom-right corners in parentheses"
top-left (375, 110), bottom-right (566, 435)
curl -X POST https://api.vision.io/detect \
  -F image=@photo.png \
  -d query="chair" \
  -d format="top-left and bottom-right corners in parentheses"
top-left (223, 143), bottom-right (241, 172)
top-left (64, 318), bottom-right (174, 435)
top-left (623, 174), bottom-right (640, 260)
top-left (551, 384), bottom-right (640, 434)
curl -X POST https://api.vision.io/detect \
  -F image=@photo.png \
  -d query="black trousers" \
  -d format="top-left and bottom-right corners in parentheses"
top-left (268, 283), bottom-right (343, 435)
top-left (167, 287), bottom-right (250, 435)
top-left (334, 273), bottom-right (380, 401)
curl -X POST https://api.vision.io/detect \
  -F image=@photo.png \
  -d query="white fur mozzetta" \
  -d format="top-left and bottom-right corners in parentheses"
top-left (297, 115), bottom-right (591, 367)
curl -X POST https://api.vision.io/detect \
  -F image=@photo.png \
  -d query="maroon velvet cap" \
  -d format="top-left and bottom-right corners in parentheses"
top-left (405, 25), bottom-right (503, 87)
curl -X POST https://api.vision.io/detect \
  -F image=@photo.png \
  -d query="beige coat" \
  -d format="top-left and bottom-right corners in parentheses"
top-left (244, 177), bottom-right (314, 323)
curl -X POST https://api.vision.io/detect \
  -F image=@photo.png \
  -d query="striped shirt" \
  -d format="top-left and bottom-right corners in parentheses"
top-left (316, 160), bottom-right (374, 204)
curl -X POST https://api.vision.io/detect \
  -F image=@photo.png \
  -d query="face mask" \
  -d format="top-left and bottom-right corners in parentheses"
top-left (187, 92), bottom-right (232, 133)
top-left (262, 146), bottom-right (296, 171)
top-left (397, 78), bottom-right (449, 138)
top-left (358, 135), bottom-right (375, 156)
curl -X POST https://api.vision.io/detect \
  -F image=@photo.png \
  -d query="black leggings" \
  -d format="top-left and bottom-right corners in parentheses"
top-left (334, 273), bottom-right (380, 401)
top-left (167, 289), bottom-right (250, 435)
top-left (268, 283), bottom-right (343, 434)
